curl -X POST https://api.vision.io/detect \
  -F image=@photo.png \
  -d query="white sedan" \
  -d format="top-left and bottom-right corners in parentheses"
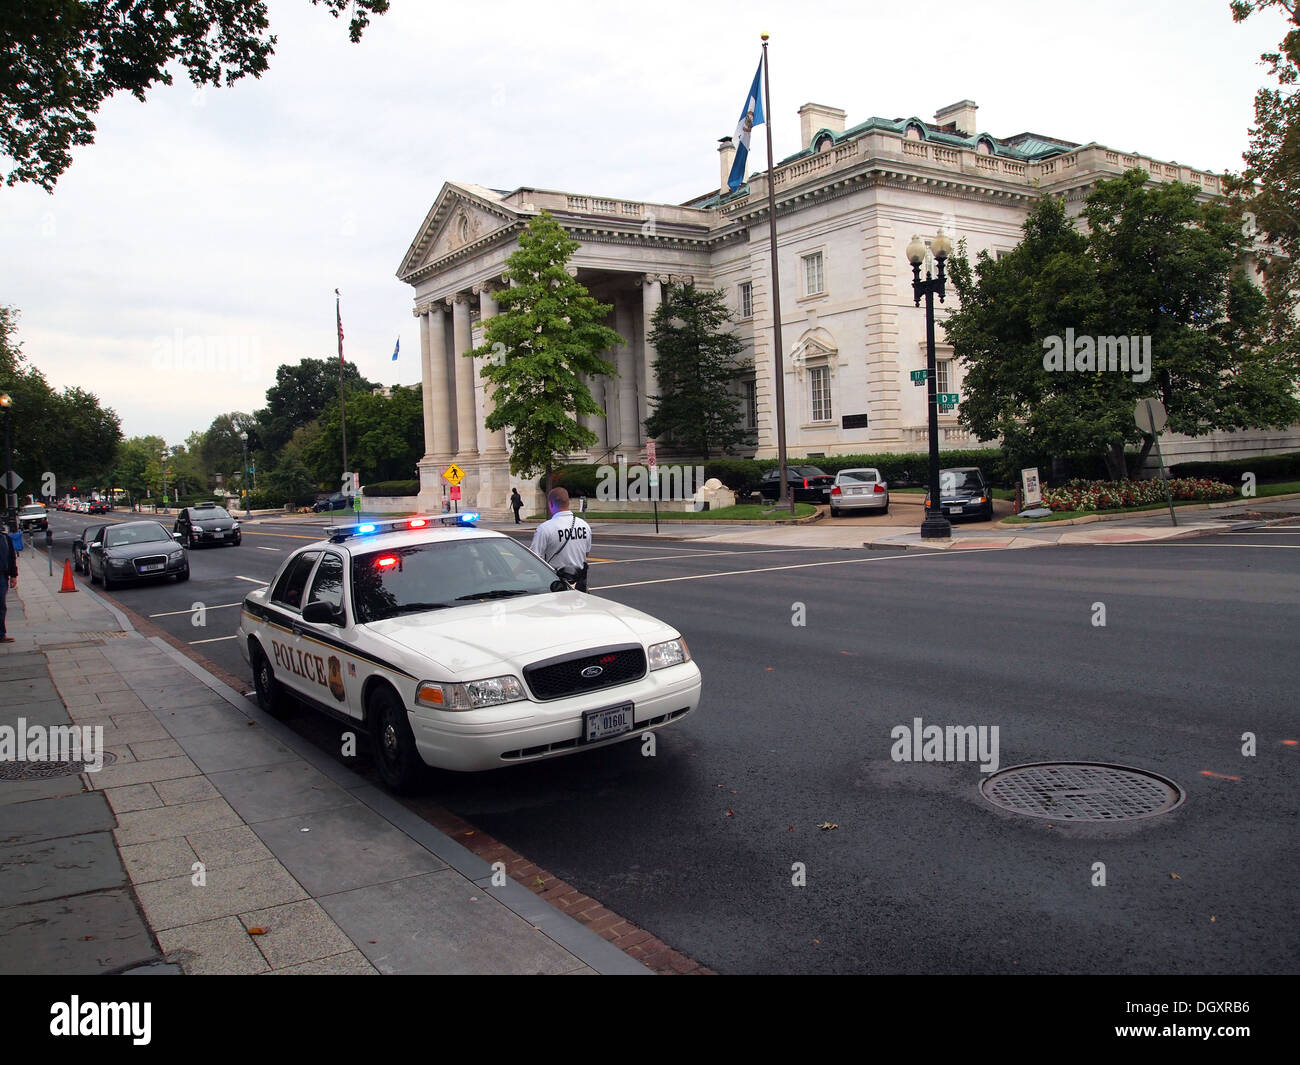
top-left (237, 515), bottom-right (702, 792)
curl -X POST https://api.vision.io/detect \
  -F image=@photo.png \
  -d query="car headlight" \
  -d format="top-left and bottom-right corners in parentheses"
top-left (168, 548), bottom-right (183, 559)
top-left (231, 521), bottom-right (240, 530)
top-left (648, 638), bottom-right (690, 671)
top-left (416, 675), bottom-right (525, 711)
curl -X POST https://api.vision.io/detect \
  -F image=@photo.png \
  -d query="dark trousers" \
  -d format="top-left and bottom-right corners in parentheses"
top-left (0, 579), bottom-right (8, 639)
top-left (511, 507), bottom-right (522, 524)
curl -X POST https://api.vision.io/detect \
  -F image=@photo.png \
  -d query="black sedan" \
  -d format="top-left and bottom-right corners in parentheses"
top-left (72, 524), bottom-right (109, 574)
top-left (312, 492), bottom-right (355, 513)
top-left (86, 521), bottom-right (189, 590)
top-left (173, 503), bottom-right (241, 547)
top-left (760, 465), bottom-right (835, 503)
top-left (924, 466), bottom-right (996, 522)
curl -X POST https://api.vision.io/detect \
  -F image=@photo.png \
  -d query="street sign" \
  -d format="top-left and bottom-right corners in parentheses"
top-left (910, 369), bottom-right (928, 385)
top-left (352, 495), bottom-right (362, 513)
top-left (645, 440), bottom-right (657, 467)
top-left (936, 393), bottom-right (959, 406)
top-left (442, 463), bottom-right (465, 486)
top-left (1134, 398), bottom-right (1167, 434)
top-left (450, 485), bottom-right (461, 501)
top-left (1, 470), bottom-right (21, 491)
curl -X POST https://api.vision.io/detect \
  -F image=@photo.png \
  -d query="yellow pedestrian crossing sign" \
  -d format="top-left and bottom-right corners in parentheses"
top-left (442, 463), bottom-right (465, 486)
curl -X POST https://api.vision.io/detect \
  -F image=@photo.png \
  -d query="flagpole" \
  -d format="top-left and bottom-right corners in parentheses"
top-left (336, 289), bottom-right (349, 491)
top-left (760, 34), bottom-right (791, 512)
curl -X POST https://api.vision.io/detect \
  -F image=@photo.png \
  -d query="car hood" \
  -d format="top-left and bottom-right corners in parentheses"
top-left (103, 539), bottom-right (178, 558)
top-left (193, 518), bottom-right (236, 529)
top-left (364, 592), bottom-right (676, 676)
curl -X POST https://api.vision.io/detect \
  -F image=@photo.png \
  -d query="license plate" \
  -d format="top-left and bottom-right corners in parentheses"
top-left (216, 531), bottom-right (226, 538)
top-left (140, 563), bottom-right (164, 572)
top-left (847, 487), bottom-right (862, 495)
top-left (583, 702), bottom-right (635, 743)
top-left (949, 505), bottom-right (964, 514)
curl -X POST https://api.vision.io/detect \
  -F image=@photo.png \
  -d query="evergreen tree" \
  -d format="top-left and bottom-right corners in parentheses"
top-left (468, 212), bottom-right (622, 490)
top-left (644, 283), bottom-right (751, 459)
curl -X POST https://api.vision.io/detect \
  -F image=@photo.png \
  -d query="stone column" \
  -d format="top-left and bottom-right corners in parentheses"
top-left (428, 304), bottom-right (452, 459)
top-left (615, 292), bottom-right (639, 451)
top-left (476, 284), bottom-right (507, 455)
top-left (639, 274), bottom-right (664, 441)
top-left (416, 306), bottom-right (434, 457)
top-left (451, 294), bottom-right (477, 459)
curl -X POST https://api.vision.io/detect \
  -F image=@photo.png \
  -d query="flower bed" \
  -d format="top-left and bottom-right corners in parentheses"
top-left (1041, 478), bottom-right (1237, 512)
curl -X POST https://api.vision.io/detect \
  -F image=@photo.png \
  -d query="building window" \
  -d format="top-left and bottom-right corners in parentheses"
top-left (739, 281), bottom-right (753, 319)
top-left (809, 365), bottom-right (832, 421)
top-left (802, 251), bottom-right (824, 296)
top-left (936, 359), bottom-right (952, 395)
top-left (744, 379), bottom-right (757, 430)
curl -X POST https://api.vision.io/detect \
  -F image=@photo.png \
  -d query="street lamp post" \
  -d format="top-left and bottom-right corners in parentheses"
top-left (907, 232), bottom-right (955, 540)
top-left (161, 448), bottom-right (169, 514)
top-left (240, 432), bottom-right (250, 518)
top-left (0, 393), bottom-right (13, 531)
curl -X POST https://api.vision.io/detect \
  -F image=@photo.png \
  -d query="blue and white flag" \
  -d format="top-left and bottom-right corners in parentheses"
top-left (392, 336), bottom-right (400, 361)
top-left (727, 57), bottom-right (765, 192)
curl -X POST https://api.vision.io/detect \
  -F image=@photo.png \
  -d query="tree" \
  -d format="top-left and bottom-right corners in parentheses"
top-left (0, 0), bottom-right (389, 191)
top-left (1, 305), bottom-right (122, 495)
top-left (644, 283), bottom-right (751, 458)
top-left (944, 172), bottom-right (1299, 479)
top-left (304, 386), bottom-right (423, 485)
top-left (1227, 1), bottom-right (1300, 342)
top-left (109, 435), bottom-right (163, 503)
top-left (256, 356), bottom-right (376, 454)
top-left (198, 411), bottom-right (259, 488)
top-left (468, 212), bottom-right (623, 490)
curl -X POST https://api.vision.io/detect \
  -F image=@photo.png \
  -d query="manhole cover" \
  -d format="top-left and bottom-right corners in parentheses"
top-left (980, 761), bottom-right (1183, 821)
top-left (0, 751), bottom-right (118, 781)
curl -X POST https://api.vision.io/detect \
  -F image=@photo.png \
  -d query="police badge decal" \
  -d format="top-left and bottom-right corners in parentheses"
top-left (327, 656), bottom-right (346, 702)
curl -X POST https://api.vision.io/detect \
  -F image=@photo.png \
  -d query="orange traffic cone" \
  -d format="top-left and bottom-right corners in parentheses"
top-left (59, 559), bottom-right (77, 593)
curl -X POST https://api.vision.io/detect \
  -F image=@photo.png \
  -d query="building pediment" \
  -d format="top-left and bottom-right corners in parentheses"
top-left (396, 183), bottom-right (521, 281)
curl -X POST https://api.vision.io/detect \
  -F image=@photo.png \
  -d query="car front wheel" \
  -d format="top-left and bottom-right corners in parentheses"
top-left (252, 644), bottom-right (291, 718)
top-left (369, 685), bottom-right (425, 794)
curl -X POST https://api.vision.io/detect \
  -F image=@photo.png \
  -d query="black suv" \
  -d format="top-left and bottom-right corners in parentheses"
top-left (173, 503), bottom-right (242, 547)
top-left (312, 492), bottom-right (355, 513)
top-left (924, 467), bottom-right (995, 522)
top-left (760, 465), bottom-right (834, 503)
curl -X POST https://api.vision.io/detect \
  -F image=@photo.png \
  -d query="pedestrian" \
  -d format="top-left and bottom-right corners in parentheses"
top-left (509, 487), bottom-right (523, 524)
top-left (530, 487), bottom-right (592, 592)
top-left (0, 522), bottom-right (18, 643)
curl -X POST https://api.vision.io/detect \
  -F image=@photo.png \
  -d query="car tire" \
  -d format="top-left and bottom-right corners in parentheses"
top-left (830, 507), bottom-right (839, 517)
top-left (232, 535), bottom-right (240, 546)
top-left (102, 570), bottom-right (114, 591)
top-left (882, 504), bottom-right (889, 515)
top-left (252, 644), bottom-right (292, 718)
top-left (187, 531), bottom-right (196, 549)
top-left (369, 685), bottom-right (426, 794)
top-left (176, 564), bottom-right (189, 582)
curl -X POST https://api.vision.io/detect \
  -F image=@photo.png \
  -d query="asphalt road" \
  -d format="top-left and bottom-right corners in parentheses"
top-left (32, 510), bottom-right (1300, 975)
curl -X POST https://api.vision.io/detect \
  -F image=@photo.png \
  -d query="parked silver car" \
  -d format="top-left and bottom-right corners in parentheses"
top-left (828, 468), bottom-right (889, 516)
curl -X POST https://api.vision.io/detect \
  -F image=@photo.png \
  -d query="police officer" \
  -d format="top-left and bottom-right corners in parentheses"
top-left (530, 487), bottom-right (592, 591)
top-left (0, 522), bottom-right (18, 643)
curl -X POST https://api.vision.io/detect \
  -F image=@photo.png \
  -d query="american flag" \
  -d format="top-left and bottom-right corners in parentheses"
top-left (335, 289), bottom-right (345, 365)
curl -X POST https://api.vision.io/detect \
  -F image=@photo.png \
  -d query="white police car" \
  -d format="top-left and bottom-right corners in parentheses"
top-left (237, 515), bottom-right (702, 792)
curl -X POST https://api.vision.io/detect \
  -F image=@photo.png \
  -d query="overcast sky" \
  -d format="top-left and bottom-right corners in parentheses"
top-left (0, 0), bottom-right (1286, 447)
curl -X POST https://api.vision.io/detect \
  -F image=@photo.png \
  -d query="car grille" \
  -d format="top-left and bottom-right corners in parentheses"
top-left (133, 554), bottom-right (167, 573)
top-left (523, 644), bottom-right (647, 701)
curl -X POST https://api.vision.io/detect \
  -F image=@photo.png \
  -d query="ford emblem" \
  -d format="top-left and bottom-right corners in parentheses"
top-left (581, 665), bottom-right (604, 679)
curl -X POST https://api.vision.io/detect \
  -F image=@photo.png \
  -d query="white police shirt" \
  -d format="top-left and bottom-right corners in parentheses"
top-left (531, 510), bottom-right (592, 572)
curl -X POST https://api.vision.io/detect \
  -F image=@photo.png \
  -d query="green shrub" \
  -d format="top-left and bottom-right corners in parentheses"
top-left (1170, 451), bottom-right (1300, 484)
top-left (363, 479), bottom-right (420, 497)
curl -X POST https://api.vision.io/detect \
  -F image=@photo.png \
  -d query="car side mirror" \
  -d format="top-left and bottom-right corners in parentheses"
top-left (172, 532), bottom-right (182, 541)
top-left (302, 601), bottom-right (344, 626)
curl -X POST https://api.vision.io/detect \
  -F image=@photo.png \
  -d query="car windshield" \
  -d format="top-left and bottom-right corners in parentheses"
top-left (195, 507), bottom-right (231, 520)
top-left (105, 523), bottom-right (171, 547)
top-left (940, 470), bottom-right (984, 493)
top-left (20, 506), bottom-right (44, 515)
top-left (837, 470), bottom-right (879, 483)
top-left (351, 537), bottom-right (560, 624)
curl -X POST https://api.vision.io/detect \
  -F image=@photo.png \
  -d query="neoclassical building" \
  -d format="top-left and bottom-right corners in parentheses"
top-left (397, 97), bottom-right (1293, 516)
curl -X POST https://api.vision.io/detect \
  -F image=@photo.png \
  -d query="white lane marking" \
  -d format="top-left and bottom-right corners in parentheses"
top-left (189, 635), bottom-right (239, 645)
top-left (150, 602), bottom-right (242, 618)
top-left (256, 546), bottom-right (281, 551)
top-left (234, 575), bottom-right (268, 584)
top-left (1103, 542), bottom-right (1300, 550)
top-left (597, 549), bottom-right (987, 589)
top-left (590, 546), bottom-right (821, 565)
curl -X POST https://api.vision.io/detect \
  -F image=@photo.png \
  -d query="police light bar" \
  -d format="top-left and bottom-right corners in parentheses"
top-left (328, 514), bottom-right (478, 542)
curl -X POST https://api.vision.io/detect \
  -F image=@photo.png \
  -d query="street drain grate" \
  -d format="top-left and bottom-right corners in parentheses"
top-left (979, 762), bottom-right (1184, 822)
top-left (0, 751), bottom-right (118, 781)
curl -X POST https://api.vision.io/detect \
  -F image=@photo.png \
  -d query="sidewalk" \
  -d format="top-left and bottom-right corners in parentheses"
top-left (0, 565), bottom-right (648, 975)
